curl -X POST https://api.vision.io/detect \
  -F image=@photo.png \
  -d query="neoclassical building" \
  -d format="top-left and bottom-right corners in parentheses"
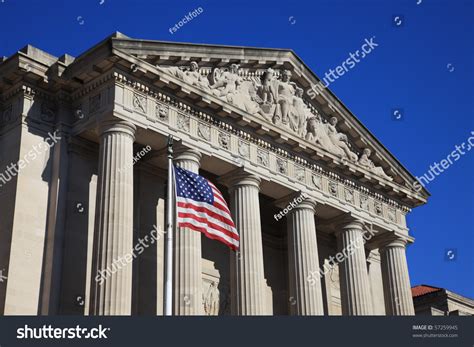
top-left (0, 33), bottom-right (429, 316)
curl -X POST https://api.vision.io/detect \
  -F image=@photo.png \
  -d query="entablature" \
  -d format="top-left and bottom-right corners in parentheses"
top-left (0, 33), bottom-right (429, 219)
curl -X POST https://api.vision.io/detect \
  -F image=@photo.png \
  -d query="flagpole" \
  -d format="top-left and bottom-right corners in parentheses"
top-left (164, 135), bottom-right (174, 316)
top-left (235, 250), bottom-right (241, 315)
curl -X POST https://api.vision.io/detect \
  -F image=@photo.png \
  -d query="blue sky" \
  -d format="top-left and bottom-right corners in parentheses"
top-left (1, 0), bottom-right (472, 298)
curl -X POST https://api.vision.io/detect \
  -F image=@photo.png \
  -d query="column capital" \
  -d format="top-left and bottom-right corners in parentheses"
top-left (274, 191), bottom-right (315, 212)
top-left (173, 145), bottom-right (202, 165)
top-left (379, 236), bottom-right (408, 250)
top-left (334, 215), bottom-right (366, 236)
top-left (219, 168), bottom-right (261, 191)
top-left (98, 119), bottom-right (136, 140)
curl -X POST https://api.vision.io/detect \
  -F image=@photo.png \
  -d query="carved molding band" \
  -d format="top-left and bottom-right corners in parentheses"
top-left (66, 72), bottom-right (411, 225)
top-left (107, 73), bottom-right (410, 225)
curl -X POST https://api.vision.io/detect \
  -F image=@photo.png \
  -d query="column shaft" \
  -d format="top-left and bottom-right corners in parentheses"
top-left (337, 220), bottom-right (373, 315)
top-left (229, 172), bottom-right (266, 315)
top-left (173, 148), bottom-right (202, 315)
top-left (91, 120), bottom-right (136, 315)
top-left (380, 239), bottom-right (415, 315)
top-left (287, 199), bottom-right (324, 315)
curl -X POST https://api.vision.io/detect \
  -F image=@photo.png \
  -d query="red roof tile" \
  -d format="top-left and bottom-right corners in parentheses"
top-left (411, 285), bottom-right (443, 297)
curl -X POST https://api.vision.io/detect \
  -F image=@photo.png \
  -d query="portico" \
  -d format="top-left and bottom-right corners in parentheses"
top-left (0, 33), bottom-right (429, 316)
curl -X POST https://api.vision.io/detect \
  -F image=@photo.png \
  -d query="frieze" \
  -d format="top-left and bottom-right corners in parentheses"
top-left (218, 132), bottom-right (230, 150)
top-left (177, 112), bottom-right (190, 132)
top-left (295, 166), bottom-right (305, 183)
top-left (238, 139), bottom-right (250, 158)
top-left (374, 201), bottom-right (383, 216)
top-left (96, 72), bottom-right (412, 221)
top-left (329, 181), bottom-right (338, 197)
top-left (197, 123), bottom-right (211, 141)
top-left (276, 157), bottom-right (288, 175)
top-left (256, 149), bottom-right (269, 167)
top-left (133, 93), bottom-right (147, 114)
top-left (111, 72), bottom-right (407, 200)
top-left (388, 208), bottom-right (396, 222)
top-left (3, 66), bottom-right (414, 220)
top-left (344, 188), bottom-right (354, 204)
top-left (311, 174), bottom-right (322, 189)
top-left (360, 194), bottom-right (369, 211)
top-left (155, 103), bottom-right (169, 122)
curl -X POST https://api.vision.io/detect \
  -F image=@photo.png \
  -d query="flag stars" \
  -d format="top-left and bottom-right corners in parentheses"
top-left (174, 166), bottom-right (214, 204)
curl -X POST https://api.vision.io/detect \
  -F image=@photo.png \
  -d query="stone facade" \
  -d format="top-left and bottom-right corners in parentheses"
top-left (0, 33), bottom-right (429, 316)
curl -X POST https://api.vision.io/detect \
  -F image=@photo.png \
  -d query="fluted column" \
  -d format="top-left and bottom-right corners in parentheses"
top-left (286, 197), bottom-right (324, 315)
top-left (380, 238), bottom-right (415, 315)
top-left (173, 147), bottom-right (203, 315)
top-left (336, 219), bottom-right (373, 315)
top-left (228, 171), bottom-right (266, 315)
top-left (91, 120), bottom-right (136, 315)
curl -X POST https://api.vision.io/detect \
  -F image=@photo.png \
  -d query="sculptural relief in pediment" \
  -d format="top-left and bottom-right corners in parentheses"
top-left (160, 61), bottom-right (393, 181)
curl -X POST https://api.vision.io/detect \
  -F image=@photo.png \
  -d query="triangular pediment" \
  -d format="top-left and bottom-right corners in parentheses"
top-left (102, 34), bottom-right (428, 205)
top-left (1, 32), bottom-right (428, 207)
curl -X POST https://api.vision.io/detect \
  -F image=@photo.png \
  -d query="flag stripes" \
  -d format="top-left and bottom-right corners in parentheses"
top-left (174, 165), bottom-right (239, 250)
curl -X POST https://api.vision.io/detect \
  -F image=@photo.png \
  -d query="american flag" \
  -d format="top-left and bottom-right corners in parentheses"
top-left (174, 165), bottom-right (239, 250)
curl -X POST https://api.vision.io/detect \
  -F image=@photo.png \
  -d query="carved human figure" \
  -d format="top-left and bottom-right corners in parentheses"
top-left (305, 115), bottom-right (344, 157)
top-left (259, 69), bottom-right (275, 104)
top-left (326, 117), bottom-right (358, 161)
top-left (210, 64), bottom-right (261, 114)
top-left (255, 68), bottom-right (277, 120)
top-left (289, 87), bottom-right (311, 137)
top-left (182, 61), bottom-right (210, 90)
top-left (305, 115), bottom-right (320, 142)
top-left (270, 70), bottom-right (296, 126)
top-left (234, 80), bottom-right (261, 114)
top-left (203, 281), bottom-right (220, 316)
top-left (161, 65), bottom-right (185, 79)
top-left (210, 64), bottom-right (242, 100)
top-left (358, 148), bottom-right (393, 181)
